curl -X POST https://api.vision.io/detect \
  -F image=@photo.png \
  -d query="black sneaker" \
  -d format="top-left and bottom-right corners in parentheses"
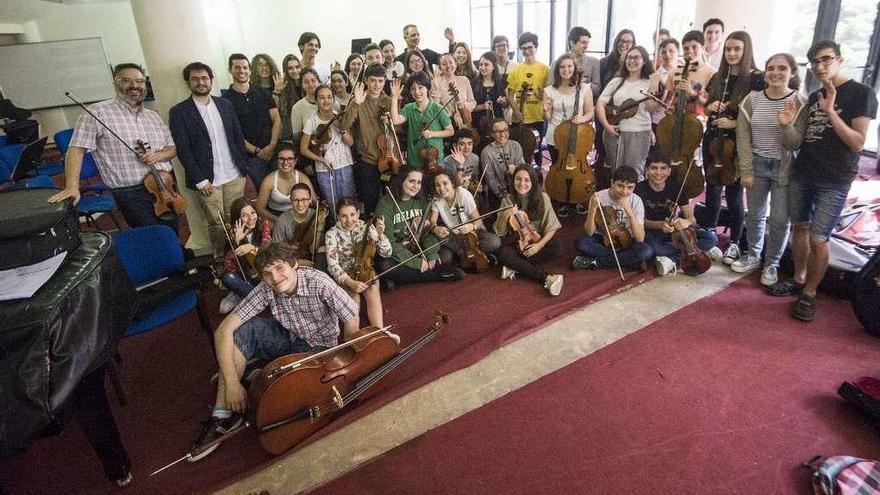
top-left (571, 256), bottom-right (598, 270)
top-left (188, 413), bottom-right (243, 462)
top-left (380, 277), bottom-right (396, 292)
top-left (556, 205), bottom-right (569, 218)
top-left (437, 266), bottom-right (465, 281)
top-left (487, 253), bottom-right (499, 267)
top-left (791, 294), bottom-right (816, 322)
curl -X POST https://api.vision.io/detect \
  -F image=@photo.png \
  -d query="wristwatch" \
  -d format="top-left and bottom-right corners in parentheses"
top-left (254, 147), bottom-right (262, 155)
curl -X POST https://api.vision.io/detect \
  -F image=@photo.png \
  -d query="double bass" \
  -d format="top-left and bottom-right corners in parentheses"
top-left (655, 57), bottom-right (705, 199)
top-left (545, 71), bottom-right (596, 206)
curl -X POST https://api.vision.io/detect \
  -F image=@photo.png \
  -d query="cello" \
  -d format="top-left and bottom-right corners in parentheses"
top-left (705, 68), bottom-right (737, 187)
top-left (545, 71), bottom-right (596, 206)
top-left (655, 57), bottom-right (705, 199)
top-left (377, 111), bottom-right (405, 175)
top-left (509, 81), bottom-right (538, 163)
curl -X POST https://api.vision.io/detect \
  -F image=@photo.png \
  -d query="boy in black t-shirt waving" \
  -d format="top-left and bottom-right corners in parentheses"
top-left (635, 153), bottom-right (722, 275)
top-left (769, 40), bottom-right (878, 321)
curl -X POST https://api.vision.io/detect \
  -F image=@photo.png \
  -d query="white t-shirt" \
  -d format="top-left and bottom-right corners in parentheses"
top-left (595, 188), bottom-right (644, 234)
top-left (599, 77), bottom-right (653, 133)
top-left (303, 115), bottom-right (354, 173)
top-left (544, 83), bottom-right (590, 146)
top-left (430, 187), bottom-right (477, 228)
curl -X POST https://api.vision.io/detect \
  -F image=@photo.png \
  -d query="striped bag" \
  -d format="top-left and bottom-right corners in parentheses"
top-left (806, 455), bottom-right (880, 495)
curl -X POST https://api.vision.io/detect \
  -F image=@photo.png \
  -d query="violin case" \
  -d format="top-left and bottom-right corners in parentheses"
top-left (838, 376), bottom-right (880, 428)
top-left (0, 188), bottom-right (80, 271)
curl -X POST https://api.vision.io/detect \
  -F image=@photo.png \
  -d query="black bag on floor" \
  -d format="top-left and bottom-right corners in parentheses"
top-left (852, 249), bottom-right (880, 337)
top-left (0, 188), bottom-right (80, 270)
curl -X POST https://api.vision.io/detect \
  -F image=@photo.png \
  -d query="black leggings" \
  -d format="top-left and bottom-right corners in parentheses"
top-left (376, 249), bottom-right (454, 286)
top-left (498, 237), bottom-right (562, 282)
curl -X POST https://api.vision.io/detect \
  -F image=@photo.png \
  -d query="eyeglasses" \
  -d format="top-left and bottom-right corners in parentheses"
top-left (809, 55), bottom-right (839, 67)
top-left (118, 78), bottom-right (146, 86)
top-left (278, 157), bottom-right (296, 163)
top-left (292, 198), bottom-right (311, 203)
top-left (626, 55), bottom-right (643, 61)
top-left (520, 45), bottom-right (536, 51)
top-left (492, 128), bottom-right (510, 134)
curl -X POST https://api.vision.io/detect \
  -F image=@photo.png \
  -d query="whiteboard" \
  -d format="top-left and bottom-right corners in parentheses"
top-left (0, 38), bottom-right (115, 111)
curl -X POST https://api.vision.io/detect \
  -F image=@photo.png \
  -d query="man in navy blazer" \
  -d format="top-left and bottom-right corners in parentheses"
top-left (170, 62), bottom-right (249, 261)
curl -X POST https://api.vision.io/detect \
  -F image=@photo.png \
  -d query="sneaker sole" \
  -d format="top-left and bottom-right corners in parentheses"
top-left (730, 264), bottom-right (760, 273)
top-left (187, 416), bottom-right (244, 462)
top-left (760, 277), bottom-right (777, 287)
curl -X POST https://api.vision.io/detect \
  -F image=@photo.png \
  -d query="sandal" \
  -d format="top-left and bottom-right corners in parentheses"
top-left (766, 278), bottom-right (804, 297)
top-left (791, 294), bottom-right (816, 322)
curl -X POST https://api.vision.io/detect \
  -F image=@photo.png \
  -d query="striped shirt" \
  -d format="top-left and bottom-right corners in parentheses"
top-left (70, 97), bottom-right (174, 189)
top-left (749, 90), bottom-right (797, 160)
top-left (233, 267), bottom-right (357, 348)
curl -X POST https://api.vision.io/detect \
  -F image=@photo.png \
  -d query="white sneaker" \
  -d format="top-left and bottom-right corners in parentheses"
top-left (654, 256), bottom-right (678, 276)
top-left (501, 266), bottom-right (517, 280)
top-left (730, 255), bottom-right (761, 273)
top-left (544, 274), bottom-right (563, 296)
top-left (760, 265), bottom-right (778, 286)
top-left (219, 292), bottom-right (242, 314)
top-left (706, 246), bottom-right (723, 262)
top-left (722, 243), bottom-right (741, 265)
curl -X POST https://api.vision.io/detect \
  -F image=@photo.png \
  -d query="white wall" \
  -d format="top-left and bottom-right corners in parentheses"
top-left (0, 0), bottom-right (146, 138)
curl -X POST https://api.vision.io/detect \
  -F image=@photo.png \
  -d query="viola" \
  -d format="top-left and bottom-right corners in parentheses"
top-left (377, 111), bottom-right (405, 174)
top-left (348, 215), bottom-right (378, 284)
top-left (419, 145), bottom-right (441, 174)
top-left (586, 183), bottom-right (632, 251)
top-left (501, 188), bottom-right (541, 253)
top-left (655, 58), bottom-right (705, 199)
top-left (249, 312), bottom-right (449, 455)
top-left (137, 140), bottom-right (187, 221)
top-left (545, 71), bottom-right (596, 206)
top-left (604, 95), bottom-right (652, 126)
top-left (509, 81), bottom-right (538, 162)
top-left (705, 68), bottom-right (738, 187)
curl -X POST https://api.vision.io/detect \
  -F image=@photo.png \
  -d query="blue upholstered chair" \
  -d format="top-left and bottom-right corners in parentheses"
top-left (110, 225), bottom-right (216, 404)
top-left (53, 129), bottom-right (120, 230)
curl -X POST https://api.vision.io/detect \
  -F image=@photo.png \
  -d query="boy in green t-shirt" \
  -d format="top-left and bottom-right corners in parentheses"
top-left (390, 72), bottom-right (454, 170)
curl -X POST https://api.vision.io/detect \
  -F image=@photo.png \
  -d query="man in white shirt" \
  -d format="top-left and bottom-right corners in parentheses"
top-left (298, 32), bottom-right (331, 83)
top-left (169, 62), bottom-right (249, 261)
top-left (702, 18), bottom-right (724, 69)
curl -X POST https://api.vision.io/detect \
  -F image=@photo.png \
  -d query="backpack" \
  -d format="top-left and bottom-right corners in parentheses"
top-left (805, 455), bottom-right (880, 495)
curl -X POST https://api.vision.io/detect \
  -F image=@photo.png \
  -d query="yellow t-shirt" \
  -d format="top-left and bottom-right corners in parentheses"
top-left (506, 61), bottom-right (550, 124)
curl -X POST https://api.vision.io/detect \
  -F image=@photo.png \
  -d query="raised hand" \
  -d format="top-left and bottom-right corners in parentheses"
top-left (778, 99), bottom-right (797, 126)
top-left (818, 79), bottom-right (837, 115)
top-left (353, 82), bottom-right (366, 105)
top-left (273, 73), bottom-right (286, 92)
top-left (390, 78), bottom-right (402, 99)
top-left (444, 27), bottom-right (455, 42)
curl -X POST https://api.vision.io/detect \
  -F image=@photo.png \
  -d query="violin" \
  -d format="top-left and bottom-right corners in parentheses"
top-left (447, 82), bottom-right (473, 130)
top-left (655, 57), bottom-right (705, 199)
top-left (377, 111), bottom-right (405, 174)
top-left (509, 81), bottom-right (538, 162)
top-left (348, 215), bottom-right (378, 283)
top-left (219, 212), bottom-right (261, 281)
top-left (419, 145), bottom-right (441, 174)
top-left (401, 201), bottom-right (432, 254)
top-left (502, 189), bottom-right (541, 253)
top-left (476, 96), bottom-right (495, 148)
top-left (671, 225), bottom-right (711, 275)
top-left (456, 230), bottom-right (489, 272)
top-left (308, 111), bottom-right (345, 157)
top-left (705, 68), bottom-right (737, 187)
top-left (545, 71), bottom-right (596, 206)
top-left (587, 183), bottom-right (632, 251)
top-left (137, 140), bottom-right (187, 221)
top-left (249, 312), bottom-right (449, 455)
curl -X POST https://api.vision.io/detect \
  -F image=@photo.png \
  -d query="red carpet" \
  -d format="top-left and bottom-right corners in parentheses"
top-left (0, 214), bottom-right (652, 495)
top-left (312, 274), bottom-right (880, 495)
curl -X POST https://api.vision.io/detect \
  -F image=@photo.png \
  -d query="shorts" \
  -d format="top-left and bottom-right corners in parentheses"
top-left (233, 317), bottom-right (321, 361)
top-left (788, 174), bottom-right (850, 241)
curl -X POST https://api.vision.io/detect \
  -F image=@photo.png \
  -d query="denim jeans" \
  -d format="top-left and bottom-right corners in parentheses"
top-left (316, 165), bottom-right (355, 219)
top-left (575, 233), bottom-right (653, 268)
top-left (221, 272), bottom-right (255, 298)
top-left (644, 228), bottom-right (717, 261)
top-left (745, 154), bottom-right (790, 266)
top-left (788, 173), bottom-right (851, 241)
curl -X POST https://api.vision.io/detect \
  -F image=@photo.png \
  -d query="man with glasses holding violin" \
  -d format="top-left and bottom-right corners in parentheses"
top-left (769, 40), bottom-right (877, 322)
top-left (506, 32), bottom-right (550, 166)
top-left (48, 63), bottom-right (179, 232)
top-left (170, 62), bottom-right (249, 262)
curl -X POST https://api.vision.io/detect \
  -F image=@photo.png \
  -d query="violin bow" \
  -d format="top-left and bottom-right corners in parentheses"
top-left (65, 91), bottom-right (145, 159)
top-left (217, 210), bottom-right (249, 280)
top-left (384, 185), bottom-right (428, 262)
top-left (367, 237), bottom-right (449, 284)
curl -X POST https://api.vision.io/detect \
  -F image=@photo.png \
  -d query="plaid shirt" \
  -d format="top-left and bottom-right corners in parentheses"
top-left (70, 97), bottom-right (175, 188)
top-left (233, 267), bottom-right (356, 348)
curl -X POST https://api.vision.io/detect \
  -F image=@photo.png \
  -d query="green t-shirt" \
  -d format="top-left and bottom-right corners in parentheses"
top-left (402, 101), bottom-right (452, 169)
